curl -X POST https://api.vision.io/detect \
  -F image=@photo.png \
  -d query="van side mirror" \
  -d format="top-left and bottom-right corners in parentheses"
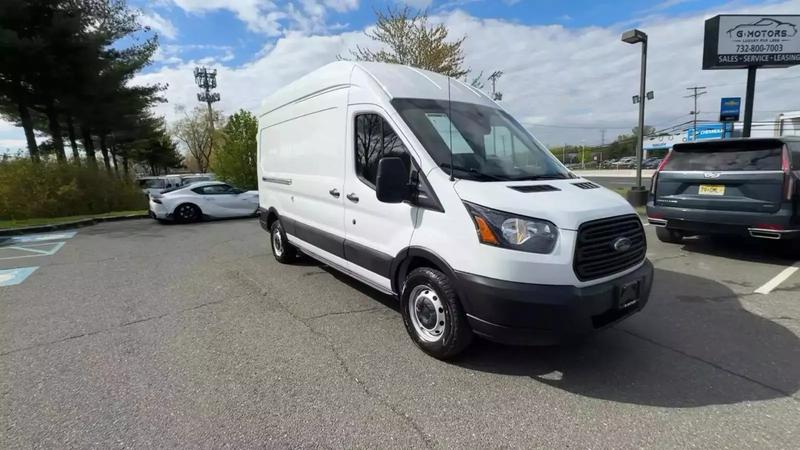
top-left (375, 157), bottom-right (410, 204)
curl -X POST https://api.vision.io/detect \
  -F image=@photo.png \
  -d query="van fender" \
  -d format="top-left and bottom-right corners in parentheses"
top-left (258, 207), bottom-right (281, 232)
top-left (391, 247), bottom-right (464, 301)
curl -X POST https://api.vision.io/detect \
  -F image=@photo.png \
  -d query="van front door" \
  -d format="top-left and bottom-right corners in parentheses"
top-left (343, 108), bottom-right (418, 292)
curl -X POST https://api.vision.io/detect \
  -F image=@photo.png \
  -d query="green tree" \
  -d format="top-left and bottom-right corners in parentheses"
top-left (0, 0), bottom-right (163, 169)
top-left (348, 7), bottom-right (469, 78)
top-left (213, 110), bottom-right (257, 189)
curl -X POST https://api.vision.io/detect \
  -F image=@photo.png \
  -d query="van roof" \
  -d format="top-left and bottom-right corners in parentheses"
top-left (260, 61), bottom-right (496, 117)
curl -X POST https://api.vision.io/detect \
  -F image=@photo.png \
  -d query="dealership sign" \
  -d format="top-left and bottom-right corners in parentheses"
top-left (687, 123), bottom-right (726, 141)
top-left (719, 97), bottom-right (741, 122)
top-left (703, 15), bottom-right (800, 69)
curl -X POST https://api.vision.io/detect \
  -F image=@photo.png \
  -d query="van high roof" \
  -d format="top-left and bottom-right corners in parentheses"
top-left (260, 61), bottom-right (497, 117)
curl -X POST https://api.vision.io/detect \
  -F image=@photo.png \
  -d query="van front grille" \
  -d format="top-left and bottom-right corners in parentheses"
top-left (574, 215), bottom-right (646, 281)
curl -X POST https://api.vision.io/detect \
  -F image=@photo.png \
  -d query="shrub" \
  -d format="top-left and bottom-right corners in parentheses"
top-left (0, 159), bottom-right (147, 220)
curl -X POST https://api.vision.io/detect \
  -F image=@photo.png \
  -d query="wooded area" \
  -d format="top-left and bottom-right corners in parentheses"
top-left (0, 0), bottom-right (181, 174)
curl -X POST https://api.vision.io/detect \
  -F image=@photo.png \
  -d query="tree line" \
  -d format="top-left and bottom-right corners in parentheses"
top-left (0, 0), bottom-right (181, 175)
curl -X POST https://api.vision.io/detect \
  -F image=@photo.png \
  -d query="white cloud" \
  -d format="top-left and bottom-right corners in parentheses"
top-left (438, 2), bottom-right (800, 144)
top-left (0, 139), bottom-right (28, 152)
top-left (400, 0), bottom-right (435, 8)
top-left (138, 11), bottom-right (179, 40)
top-left (4, 1), bottom-right (800, 149)
top-left (134, 0), bottom-right (800, 145)
top-left (131, 30), bottom-right (371, 125)
top-left (167, 0), bottom-right (358, 36)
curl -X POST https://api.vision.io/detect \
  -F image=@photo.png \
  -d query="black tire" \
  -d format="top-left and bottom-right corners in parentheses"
top-left (173, 203), bottom-right (201, 223)
top-left (400, 267), bottom-right (473, 360)
top-left (270, 220), bottom-right (297, 263)
top-left (656, 227), bottom-right (683, 244)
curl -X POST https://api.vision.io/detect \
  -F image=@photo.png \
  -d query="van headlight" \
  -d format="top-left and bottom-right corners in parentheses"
top-left (463, 202), bottom-right (558, 254)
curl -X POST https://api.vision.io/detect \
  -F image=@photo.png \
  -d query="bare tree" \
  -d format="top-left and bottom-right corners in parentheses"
top-left (348, 7), bottom-right (469, 79)
top-left (172, 106), bottom-right (224, 173)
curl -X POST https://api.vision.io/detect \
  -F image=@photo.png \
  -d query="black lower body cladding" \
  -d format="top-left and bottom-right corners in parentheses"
top-left (646, 203), bottom-right (800, 239)
top-left (455, 260), bottom-right (654, 345)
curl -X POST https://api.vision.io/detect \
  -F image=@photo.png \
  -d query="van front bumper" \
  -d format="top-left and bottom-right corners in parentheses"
top-left (455, 260), bottom-right (653, 346)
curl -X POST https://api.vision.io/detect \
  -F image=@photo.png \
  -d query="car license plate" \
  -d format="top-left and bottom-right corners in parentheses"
top-left (618, 280), bottom-right (640, 309)
top-left (699, 184), bottom-right (725, 196)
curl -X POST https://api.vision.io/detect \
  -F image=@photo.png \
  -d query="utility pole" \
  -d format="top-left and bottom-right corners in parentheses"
top-left (685, 86), bottom-right (707, 141)
top-left (601, 129), bottom-right (606, 146)
top-left (488, 70), bottom-right (504, 101)
top-left (194, 67), bottom-right (220, 172)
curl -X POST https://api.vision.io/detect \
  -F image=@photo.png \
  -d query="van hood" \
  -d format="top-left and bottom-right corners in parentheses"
top-left (453, 178), bottom-right (635, 231)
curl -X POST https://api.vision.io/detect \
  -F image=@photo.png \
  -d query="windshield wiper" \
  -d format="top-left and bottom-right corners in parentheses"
top-left (439, 163), bottom-right (507, 181)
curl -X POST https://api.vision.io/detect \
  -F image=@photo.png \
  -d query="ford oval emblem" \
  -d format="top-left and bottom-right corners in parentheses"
top-left (704, 172), bottom-right (721, 179)
top-left (613, 237), bottom-right (632, 252)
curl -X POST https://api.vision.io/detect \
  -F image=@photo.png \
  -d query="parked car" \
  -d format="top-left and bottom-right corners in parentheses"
top-left (180, 173), bottom-right (215, 186)
top-left (647, 137), bottom-right (800, 245)
top-left (149, 181), bottom-right (258, 223)
top-left (137, 176), bottom-right (167, 197)
top-left (612, 156), bottom-right (635, 168)
top-left (642, 157), bottom-right (663, 169)
top-left (257, 61), bottom-right (653, 359)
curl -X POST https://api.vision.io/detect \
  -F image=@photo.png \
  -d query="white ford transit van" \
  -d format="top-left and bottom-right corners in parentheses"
top-left (257, 62), bottom-right (653, 359)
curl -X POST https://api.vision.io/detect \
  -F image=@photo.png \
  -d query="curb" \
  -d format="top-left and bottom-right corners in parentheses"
top-left (0, 214), bottom-right (150, 236)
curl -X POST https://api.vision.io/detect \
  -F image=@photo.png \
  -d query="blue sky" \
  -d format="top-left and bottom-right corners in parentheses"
top-left (132, 0), bottom-right (759, 70)
top-left (3, 0), bottom-right (799, 151)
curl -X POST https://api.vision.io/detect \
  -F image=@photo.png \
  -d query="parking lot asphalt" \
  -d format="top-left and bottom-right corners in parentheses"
top-left (1, 218), bottom-right (799, 448)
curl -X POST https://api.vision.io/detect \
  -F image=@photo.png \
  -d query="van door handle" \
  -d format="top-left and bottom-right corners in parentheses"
top-left (346, 193), bottom-right (359, 203)
top-left (329, 188), bottom-right (340, 198)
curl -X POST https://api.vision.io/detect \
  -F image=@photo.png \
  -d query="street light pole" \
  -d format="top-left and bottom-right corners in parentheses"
top-left (622, 28), bottom-right (649, 206)
top-left (634, 37), bottom-right (647, 191)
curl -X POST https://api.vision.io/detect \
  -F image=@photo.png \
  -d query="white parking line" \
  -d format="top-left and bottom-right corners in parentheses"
top-left (754, 262), bottom-right (800, 295)
top-left (0, 242), bottom-right (66, 260)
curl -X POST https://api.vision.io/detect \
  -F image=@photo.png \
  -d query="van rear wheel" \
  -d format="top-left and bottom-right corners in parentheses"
top-left (400, 267), bottom-right (473, 359)
top-left (656, 227), bottom-right (683, 244)
top-left (270, 220), bottom-right (297, 263)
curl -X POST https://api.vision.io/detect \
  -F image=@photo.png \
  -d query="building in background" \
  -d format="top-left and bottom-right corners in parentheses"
top-left (643, 110), bottom-right (799, 156)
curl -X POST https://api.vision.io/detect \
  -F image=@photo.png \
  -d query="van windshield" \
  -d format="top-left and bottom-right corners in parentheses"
top-left (392, 98), bottom-right (570, 181)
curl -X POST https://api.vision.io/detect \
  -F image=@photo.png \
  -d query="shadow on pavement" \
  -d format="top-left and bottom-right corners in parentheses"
top-left (454, 268), bottom-right (800, 407)
top-left (322, 265), bottom-right (401, 312)
top-left (676, 235), bottom-right (798, 265)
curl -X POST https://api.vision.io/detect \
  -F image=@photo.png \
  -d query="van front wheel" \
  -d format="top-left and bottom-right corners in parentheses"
top-left (401, 267), bottom-right (473, 359)
top-left (270, 220), bottom-right (297, 263)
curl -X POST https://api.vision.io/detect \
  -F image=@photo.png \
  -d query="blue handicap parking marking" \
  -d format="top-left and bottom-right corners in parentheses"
top-left (0, 267), bottom-right (38, 287)
top-left (8, 231), bottom-right (77, 244)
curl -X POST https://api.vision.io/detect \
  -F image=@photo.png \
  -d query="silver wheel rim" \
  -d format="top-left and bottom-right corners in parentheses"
top-left (408, 285), bottom-right (446, 342)
top-left (272, 228), bottom-right (284, 257)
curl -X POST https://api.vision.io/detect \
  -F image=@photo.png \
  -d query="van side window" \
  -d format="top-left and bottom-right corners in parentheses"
top-left (355, 114), bottom-right (411, 187)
